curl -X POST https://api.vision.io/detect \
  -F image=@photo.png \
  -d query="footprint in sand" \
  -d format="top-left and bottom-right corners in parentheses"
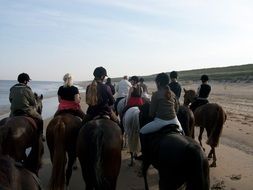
top-left (230, 174), bottom-right (242, 180)
top-left (211, 180), bottom-right (226, 190)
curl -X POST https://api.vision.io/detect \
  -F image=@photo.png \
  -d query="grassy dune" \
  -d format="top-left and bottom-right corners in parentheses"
top-left (113, 64), bottom-right (253, 83)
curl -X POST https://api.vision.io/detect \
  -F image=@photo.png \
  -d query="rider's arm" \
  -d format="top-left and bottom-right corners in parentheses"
top-left (25, 88), bottom-right (37, 107)
top-left (106, 85), bottom-right (115, 106)
top-left (74, 94), bottom-right (81, 104)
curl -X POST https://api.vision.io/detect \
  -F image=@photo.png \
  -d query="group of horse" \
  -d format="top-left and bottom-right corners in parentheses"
top-left (0, 93), bottom-right (122, 190)
top-left (119, 88), bottom-right (226, 190)
top-left (0, 88), bottom-right (227, 190)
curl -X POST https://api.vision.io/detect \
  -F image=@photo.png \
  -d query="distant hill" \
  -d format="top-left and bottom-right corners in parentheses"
top-left (112, 64), bottom-right (253, 83)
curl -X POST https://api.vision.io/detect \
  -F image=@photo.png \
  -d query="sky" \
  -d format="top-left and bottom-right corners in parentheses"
top-left (0, 0), bottom-right (253, 81)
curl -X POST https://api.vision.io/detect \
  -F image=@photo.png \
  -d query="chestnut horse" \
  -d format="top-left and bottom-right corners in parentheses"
top-left (139, 104), bottom-right (210, 190)
top-left (46, 113), bottom-right (82, 190)
top-left (77, 118), bottom-right (122, 190)
top-left (183, 89), bottom-right (227, 167)
top-left (0, 93), bottom-right (44, 175)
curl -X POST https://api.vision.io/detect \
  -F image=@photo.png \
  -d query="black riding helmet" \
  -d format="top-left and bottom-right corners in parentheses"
top-left (93, 67), bottom-right (107, 78)
top-left (170, 71), bottom-right (178, 79)
top-left (130, 76), bottom-right (139, 83)
top-left (18, 73), bottom-right (31, 83)
top-left (201, 74), bottom-right (209, 82)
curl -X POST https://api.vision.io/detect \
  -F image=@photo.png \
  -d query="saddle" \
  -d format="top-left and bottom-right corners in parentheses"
top-left (12, 110), bottom-right (37, 130)
top-left (54, 109), bottom-right (83, 121)
top-left (144, 124), bottom-right (183, 166)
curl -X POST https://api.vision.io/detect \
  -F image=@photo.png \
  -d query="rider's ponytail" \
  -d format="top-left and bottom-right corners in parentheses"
top-left (164, 85), bottom-right (172, 100)
top-left (86, 80), bottom-right (98, 106)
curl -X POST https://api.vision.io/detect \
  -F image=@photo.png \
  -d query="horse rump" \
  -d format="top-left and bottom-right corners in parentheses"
top-left (142, 131), bottom-right (210, 190)
top-left (77, 119), bottom-right (122, 190)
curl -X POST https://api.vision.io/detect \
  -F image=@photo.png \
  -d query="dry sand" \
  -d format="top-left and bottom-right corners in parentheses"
top-left (42, 81), bottom-right (253, 190)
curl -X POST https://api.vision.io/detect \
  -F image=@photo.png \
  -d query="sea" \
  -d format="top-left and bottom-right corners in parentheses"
top-left (0, 80), bottom-right (85, 120)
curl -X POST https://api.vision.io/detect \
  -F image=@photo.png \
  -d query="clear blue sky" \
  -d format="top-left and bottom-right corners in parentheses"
top-left (1, 0), bottom-right (252, 81)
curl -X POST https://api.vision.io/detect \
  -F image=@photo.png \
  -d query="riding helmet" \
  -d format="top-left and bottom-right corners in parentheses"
top-left (17, 73), bottom-right (31, 83)
top-left (93, 67), bottom-right (107, 78)
top-left (130, 76), bottom-right (139, 83)
top-left (201, 74), bottom-right (209, 82)
top-left (170, 71), bottom-right (178, 79)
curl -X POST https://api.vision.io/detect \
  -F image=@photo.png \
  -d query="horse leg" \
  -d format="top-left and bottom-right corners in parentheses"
top-left (72, 159), bottom-right (78, 170)
top-left (25, 135), bottom-right (42, 175)
top-left (66, 151), bottom-right (76, 188)
top-left (198, 127), bottom-right (205, 151)
top-left (209, 147), bottom-right (217, 167)
top-left (207, 148), bottom-right (213, 159)
top-left (142, 161), bottom-right (150, 190)
top-left (129, 152), bottom-right (134, 167)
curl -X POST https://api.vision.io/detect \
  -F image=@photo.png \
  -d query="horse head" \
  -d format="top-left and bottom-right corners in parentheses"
top-left (183, 88), bottom-right (197, 106)
top-left (34, 93), bottom-right (43, 115)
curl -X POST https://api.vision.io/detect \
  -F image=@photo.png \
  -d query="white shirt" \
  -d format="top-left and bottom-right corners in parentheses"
top-left (116, 79), bottom-right (132, 98)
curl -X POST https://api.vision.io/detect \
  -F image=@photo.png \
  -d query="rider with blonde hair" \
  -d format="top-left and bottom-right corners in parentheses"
top-left (55, 73), bottom-right (85, 119)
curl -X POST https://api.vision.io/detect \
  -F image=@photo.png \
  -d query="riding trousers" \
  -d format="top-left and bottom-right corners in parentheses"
top-left (140, 117), bottom-right (183, 134)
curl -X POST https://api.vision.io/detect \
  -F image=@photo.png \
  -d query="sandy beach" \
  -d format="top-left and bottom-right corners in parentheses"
top-left (38, 80), bottom-right (253, 190)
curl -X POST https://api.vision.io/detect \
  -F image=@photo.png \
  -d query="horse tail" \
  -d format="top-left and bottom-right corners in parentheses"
top-left (88, 126), bottom-right (105, 189)
top-left (186, 141), bottom-right (210, 190)
top-left (49, 119), bottom-right (66, 190)
top-left (207, 104), bottom-right (226, 147)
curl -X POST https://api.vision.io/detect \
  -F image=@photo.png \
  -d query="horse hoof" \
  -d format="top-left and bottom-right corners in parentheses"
top-left (135, 154), bottom-right (143, 161)
top-left (210, 162), bottom-right (216, 167)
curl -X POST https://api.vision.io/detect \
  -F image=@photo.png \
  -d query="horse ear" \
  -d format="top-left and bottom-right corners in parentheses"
top-left (34, 93), bottom-right (38, 99)
top-left (183, 88), bottom-right (187, 93)
top-left (40, 94), bottom-right (43, 100)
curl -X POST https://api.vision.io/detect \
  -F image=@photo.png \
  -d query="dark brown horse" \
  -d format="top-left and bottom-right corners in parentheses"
top-left (122, 102), bottom-right (194, 167)
top-left (77, 118), bottom-right (122, 190)
top-left (46, 113), bottom-right (82, 190)
top-left (183, 89), bottom-right (227, 167)
top-left (139, 105), bottom-right (210, 190)
top-left (0, 93), bottom-right (44, 175)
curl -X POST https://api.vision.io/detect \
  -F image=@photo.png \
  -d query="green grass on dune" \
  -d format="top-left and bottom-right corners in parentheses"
top-left (112, 64), bottom-right (253, 83)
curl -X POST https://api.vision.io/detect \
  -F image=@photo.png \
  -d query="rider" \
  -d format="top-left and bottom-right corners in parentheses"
top-left (190, 74), bottom-right (211, 112)
top-left (84, 67), bottom-right (119, 124)
top-left (169, 71), bottom-right (182, 101)
top-left (105, 77), bottom-right (115, 95)
top-left (54, 73), bottom-right (85, 120)
top-left (121, 76), bottom-right (144, 118)
top-left (9, 73), bottom-right (44, 139)
top-left (138, 73), bottom-right (183, 159)
top-left (114, 75), bottom-right (132, 115)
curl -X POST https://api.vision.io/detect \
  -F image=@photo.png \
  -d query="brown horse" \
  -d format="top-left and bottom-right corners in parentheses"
top-left (77, 118), bottom-right (122, 190)
top-left (0, 93), bottom-right (44, 175)
top-left (183, 89), bottom-right (227, 167)
top-left (46, 113), bottom-right (82, 190)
